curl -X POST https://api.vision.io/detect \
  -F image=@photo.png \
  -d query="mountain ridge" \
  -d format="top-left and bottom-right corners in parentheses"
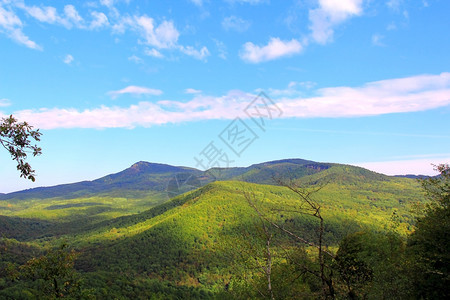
top-left (0, 158), bottom-right (425, 201)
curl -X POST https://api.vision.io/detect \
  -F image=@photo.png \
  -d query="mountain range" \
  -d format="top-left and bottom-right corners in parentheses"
top-left (0, 158), bottom-right (408, 201)
top-left (0, 158), bottom-right (427, 298)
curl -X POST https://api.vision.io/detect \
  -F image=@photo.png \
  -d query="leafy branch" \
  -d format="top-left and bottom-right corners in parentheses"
top-left (0, 115), bottom-right (42, 181)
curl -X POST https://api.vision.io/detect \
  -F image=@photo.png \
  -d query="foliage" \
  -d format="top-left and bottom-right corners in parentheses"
top-left (0, 162), bottom-right (430, 298)
top-left (18, 243), bottom-right (82, 298)
top-left (335, 231), bottom-right (412, 299)
top-left (407, 164), bottom-right (450, 299)
top-left (0, 115), bottom-right (42, 181)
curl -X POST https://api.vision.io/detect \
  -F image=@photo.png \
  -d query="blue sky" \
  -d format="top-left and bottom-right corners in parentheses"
top-left (0, 0), bottom-right (449, 193)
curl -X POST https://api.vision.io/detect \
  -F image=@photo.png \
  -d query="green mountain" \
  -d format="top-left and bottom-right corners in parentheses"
top-left (0, 159), bottom-right (428, 298)
top-left (0, 158), bottom-right (378, 201)
top-left (0, 162), bottom-right (204, 201)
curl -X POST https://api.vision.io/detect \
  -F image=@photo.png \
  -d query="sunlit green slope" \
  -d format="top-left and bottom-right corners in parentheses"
top-left (58, 177), bottom-right (421, 287)
top-left (0, 162), bottom-right (425, 298)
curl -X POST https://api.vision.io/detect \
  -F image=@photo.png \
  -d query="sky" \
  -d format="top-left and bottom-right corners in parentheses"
top-left (0, 0), bottom-right (449, 193)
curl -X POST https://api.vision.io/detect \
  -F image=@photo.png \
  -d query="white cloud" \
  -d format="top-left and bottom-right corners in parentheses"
top-left (111, 15), bottom-right (134, 34)
top-left (386, 0), bottom-right (402, 11)
top-left (108, 85), bottom-right (163, 99)
top-left (238, 0), bottom-right (364, 58)
top-left (16, 2), bottom-right (112, 31)
top-left (354, 157), bottom-right (449, 176)
top-left (226, 0), bottom-right (266, 4)
top-left (9, 73), bottom-right (450, 129)
top-left (179, 45), bottom-right (210, 60)
top-left (9, 27), bottom-right (42, 50)
top-left (135, 16), bottom-right (179, 49)
top-left (309, 0), bottom-right (363, 44)
top-left (64, 5), bottom-right (83, 26)
top-left (22, 5), bottom-right (58, 23)
top-left (240, 37), bottom-right (303, 63)
top-left (63, 54), bottom-right (74, 64)
top-left (222, 16), bottom-right (251, 32)
top-left (100, 0), bottom-right (115, 8)
top-left (14, 2), bottom-right (112, 32)
top-left (2, 3), bottom-right (206, 59)
top-left (113, 15), bottom-right (208, 59)
top-left (214, 39), bottom-right (227, 59)
top-left (128, 55), bottom-right (143, 63)
top-left (185, 88), bottom-right (202, 94)
top-left (144, 48), bottom-right (163, 58)
top-left (371, 34), bottom-right (385, 46)
top-left (386, 22), bottom-right (396, 31)
top-left (0, 98), bottom-right (11, 107)
top-left (0, 5), bottom-right (21, 28)
top-left (190, 0), bottom-right (203, 6)
top-left (90, 11), bottom-right (109, 29)
top-left (0, 5), bottom-right (42, 50)
top-left (289, 81), bottom-right (316, 89)
top-left (266, 81), bottom-right (317, 97)
top-left (279, 72), bottom-right (450, 118)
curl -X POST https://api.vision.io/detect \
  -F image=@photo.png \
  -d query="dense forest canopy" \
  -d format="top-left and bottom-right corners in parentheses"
top-left (0, 160), bottom-right (448, 298)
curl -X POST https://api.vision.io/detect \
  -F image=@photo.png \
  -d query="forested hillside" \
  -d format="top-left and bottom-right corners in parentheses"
top-left (1, 160), bottom-right (448, 299)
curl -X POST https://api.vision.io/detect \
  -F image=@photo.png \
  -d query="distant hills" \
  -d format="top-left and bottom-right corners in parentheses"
top-left (0, 158), bottom-right (427, 201)
top-left (0, 161), bottom-right (203, 200)
top-left (394, 174), bottom-right (431, 179)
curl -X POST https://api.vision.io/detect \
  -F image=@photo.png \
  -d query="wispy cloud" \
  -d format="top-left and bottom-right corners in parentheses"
top-left (213, 39), bottom-right (227, 59)
top-left (108, 85), bottom-right (163, 99)
top-left (280, 72), bottom-right (450, 118)
top-left (222, 16), bottom-right (251, 32)
top-left (185, 88), bottom-right (202, 94)
top-left (5, 73), bottom-right (450, 129)
top-left (100, 0), bottom-right (115, 8)
top-left (226, 0), bottom-right (267, 4)
top-left (354, 157), bottom-right (449, 176)
top-left (63, 54), bottom-right (74, 64)
top-left (0, 98), bottom-right (11, 107)
top-left (0, 5), bottom-right (42, 50)
top-left (19, 3), bottom-right (69, 27)
top-left (134, 16), bottom-right (179, 49)
top-left (179, 45), bottom-right (210, 60)
top-left (89, 11), bottom-right (109, 29)
top-left (240, 37), bottom-right (303, 63)
top-left (371, 34), bottom-right (385, 46)
top-left (128, 55), bottom-right (143, 63)
top-left (64, 5), bottom-right (83, 26)
top-left (144, 48), bottom-right (163, 58)
top-left (121, 15), bottom-right (209, 60)
top-left (386, 0), bottom-right (402, 11)
top-left (0, 2), bottom-right (208, 59)
top-left (240, 0), bottom-right (364, 63)
top-left (16, 3), bottom-right (87, 29)
top-left (189, 0), bottom-right (204, 6)
top-left (263, 81), bottom-right (317, 97)
top-left (308, 0), bottom-right (363, 44)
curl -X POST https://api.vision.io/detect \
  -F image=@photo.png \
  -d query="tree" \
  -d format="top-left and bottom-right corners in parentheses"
top-left (18, 243), bottom-right (82, 299)
top-left (335, 230), bottom-right (411, 299)
top-left (0, 115), bottom-right (42, 181)
top-left (242, 190), bottom-right (276, 299)
top-left (407, 164), bottom-right (450, 298)
top-left (243, 179), bottom-right (336, 299)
